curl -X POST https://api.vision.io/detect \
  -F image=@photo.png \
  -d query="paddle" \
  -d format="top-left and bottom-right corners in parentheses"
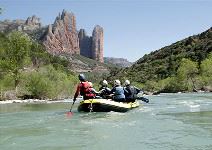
top-left (66, 100), bottom-right (75, 117)
top-left (137, 96), bottom-right (149, 103)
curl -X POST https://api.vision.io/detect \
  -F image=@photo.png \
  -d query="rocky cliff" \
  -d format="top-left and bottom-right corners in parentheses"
top-left (0, 15), bottom-right (41, 33)
top-left (78, 29), bottom-right (92, 58)
top-left (78, 26), bottom-right (104, 63)
top-left (91, 25), bottom-right (104, 63)
top-left (0, 16), bottom-right (47, 41)
top-left (43, 10), bottom-right (80, 55)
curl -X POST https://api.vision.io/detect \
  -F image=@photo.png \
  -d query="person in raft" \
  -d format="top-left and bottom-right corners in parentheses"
top-left (73, 74), bottom-right (96, 102)
top-left (110, 80), bottom-right (125, 102)
top-left (88, 82), bottom-right (99, 96)
top-left (124, 80), bottom-right (141, 102)
top-left (99, 80), bottom-right (111, 99)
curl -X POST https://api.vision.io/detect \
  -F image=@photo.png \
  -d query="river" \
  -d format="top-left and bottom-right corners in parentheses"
top-left (0, 93), bottom-right (212, 150)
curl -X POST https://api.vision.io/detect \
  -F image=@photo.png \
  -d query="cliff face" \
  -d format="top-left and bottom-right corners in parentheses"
top-left (43, 10), bottom-right (80, 55)
top-left (78, 26), bottom-right (104, 63)
top-left (92, 25), bottom-right (104, 63)
top-left (78, 29), bottom-right (92, 58)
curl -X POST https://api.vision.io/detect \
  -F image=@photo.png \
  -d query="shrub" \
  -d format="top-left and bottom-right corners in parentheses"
top-left (23, 65), bottom-right (78, 99)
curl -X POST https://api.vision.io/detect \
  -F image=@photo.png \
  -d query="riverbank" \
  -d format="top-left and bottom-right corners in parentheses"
top-left (0, 99), bottom-right (74, 105)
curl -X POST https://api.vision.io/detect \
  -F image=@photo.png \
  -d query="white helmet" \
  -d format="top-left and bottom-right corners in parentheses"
top-left (102, 80), bottom-right (108, 86)
top-left (114, 80), bottom-right (121, 86)
top-left (88, 82), bottom-right (93, 87)
top-left (124, 80), bottom-right (130, 86)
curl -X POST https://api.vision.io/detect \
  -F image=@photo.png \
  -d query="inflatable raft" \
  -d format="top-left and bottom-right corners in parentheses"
top-left (78, 99), bottom-right (140, 112)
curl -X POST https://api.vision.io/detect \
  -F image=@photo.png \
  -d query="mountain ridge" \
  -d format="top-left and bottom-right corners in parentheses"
top-left (104, 57), bottom-right (133, 68)
top-left (108, 27), bottom-right (212, 92)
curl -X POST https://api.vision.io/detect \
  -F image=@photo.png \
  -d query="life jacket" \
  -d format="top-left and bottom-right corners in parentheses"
top-left (113, 86), bottom-right (125, 100)
top-left (125, 85), bottom-right (138, 100)
top-left (99, 86), bottom-right (111, 99)
top-left (80, 81), bottom-right (96, 99)
top-left (100, 87), bottom-right (111, 95)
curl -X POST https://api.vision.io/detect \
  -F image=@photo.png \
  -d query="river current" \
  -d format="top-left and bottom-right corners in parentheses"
top-left (0, 93), bottom-right (212, 150)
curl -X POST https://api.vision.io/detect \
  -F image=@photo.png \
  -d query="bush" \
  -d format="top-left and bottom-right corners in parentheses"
top-left (160, 77), bottom-right (187, 93)
top-left (23, 65), bottom-right (78, 99)
top-left (0, 75), bottom-right (14, 100)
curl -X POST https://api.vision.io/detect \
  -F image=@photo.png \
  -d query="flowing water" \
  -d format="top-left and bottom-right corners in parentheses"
top-left (0, 93), bottom-right (212, 150)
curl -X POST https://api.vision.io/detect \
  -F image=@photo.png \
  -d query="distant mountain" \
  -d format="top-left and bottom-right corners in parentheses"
top-left (108, 27), bottom-right (212, 83)
top-left (104, 57), bottom-right (133, 68)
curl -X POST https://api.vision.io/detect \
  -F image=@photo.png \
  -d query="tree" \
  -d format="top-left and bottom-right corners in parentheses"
top-left (200, 52), bottom-right (212, 86)
top-left (0, 31), bottom-right (32, 93)
top-left (30, 41), bottom-right (49, 68)
top-left (177, 58), bottom-right (198, 91)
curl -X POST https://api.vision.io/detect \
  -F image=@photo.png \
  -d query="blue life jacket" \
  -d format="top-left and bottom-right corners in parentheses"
top-left (113, 86), bottom-right (125, 100)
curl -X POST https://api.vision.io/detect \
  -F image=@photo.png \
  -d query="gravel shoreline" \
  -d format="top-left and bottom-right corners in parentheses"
top-left (0, 99), bottom-right (74, 104)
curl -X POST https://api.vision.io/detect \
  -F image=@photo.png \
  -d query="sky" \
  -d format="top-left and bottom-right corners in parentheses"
top-left (0, 0), bottom-right (212, 62)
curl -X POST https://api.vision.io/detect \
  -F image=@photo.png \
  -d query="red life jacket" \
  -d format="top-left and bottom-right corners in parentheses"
top-left (80, 81), bottom-right (96, 99)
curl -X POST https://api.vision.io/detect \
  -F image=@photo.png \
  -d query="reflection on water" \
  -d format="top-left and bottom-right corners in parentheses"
top-left (0, 93), bottom-right (212, 150)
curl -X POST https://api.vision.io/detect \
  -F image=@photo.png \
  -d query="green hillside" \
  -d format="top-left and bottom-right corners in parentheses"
top-left (108, 27), bottom-right (212, 93)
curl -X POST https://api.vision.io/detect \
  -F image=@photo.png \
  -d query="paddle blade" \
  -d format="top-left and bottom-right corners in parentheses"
top-left (66, 111), bottom-right (73, 118)
top-left (138, 97), bottom-right (149, 103)
top-left (142, 97), bottom-right (149, 103)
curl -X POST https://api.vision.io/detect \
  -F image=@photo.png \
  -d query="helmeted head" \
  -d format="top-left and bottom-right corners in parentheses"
top-left (114, 80), bottom-right (121, 86)
top-left (78, 74), bottom-right (86, 81)
top-left (102, 80), bottom-right (108, 86)
top-left (124, 80), bottom-right (130, 86)
top-left (88, 82), bottom-right (93, 87)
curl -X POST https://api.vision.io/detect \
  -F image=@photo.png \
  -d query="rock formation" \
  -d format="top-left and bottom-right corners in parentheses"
top-left (0, 15), bottom-right (41, 33)
top-left (24, 15), bottom-right (41, 30)
top-left (92, 25), bottom-right (104, 63)
top-left (78, 26), bottom-right (104, 63)
top-left (43, 10), bottom-right (104, 61)
top-left (43, 10), bottom-right (80, 55)
top-left (78, 29), bottom-right (92, 58)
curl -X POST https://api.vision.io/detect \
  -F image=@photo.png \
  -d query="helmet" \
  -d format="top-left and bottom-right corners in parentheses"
top-left (124, 80), bottom-right (130, 86)
top-left (78, 74), bottom-right (85, 81)
top-left (102, 80), bottom-right (108, 86)
top-left (114, 80), bottom-right (121, 86)
top-left (88, 82), bottom-right (93, 87)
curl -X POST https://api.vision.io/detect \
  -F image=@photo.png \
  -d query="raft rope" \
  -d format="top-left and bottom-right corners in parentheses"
top-left (89, 99), bottom-right (93, 112)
